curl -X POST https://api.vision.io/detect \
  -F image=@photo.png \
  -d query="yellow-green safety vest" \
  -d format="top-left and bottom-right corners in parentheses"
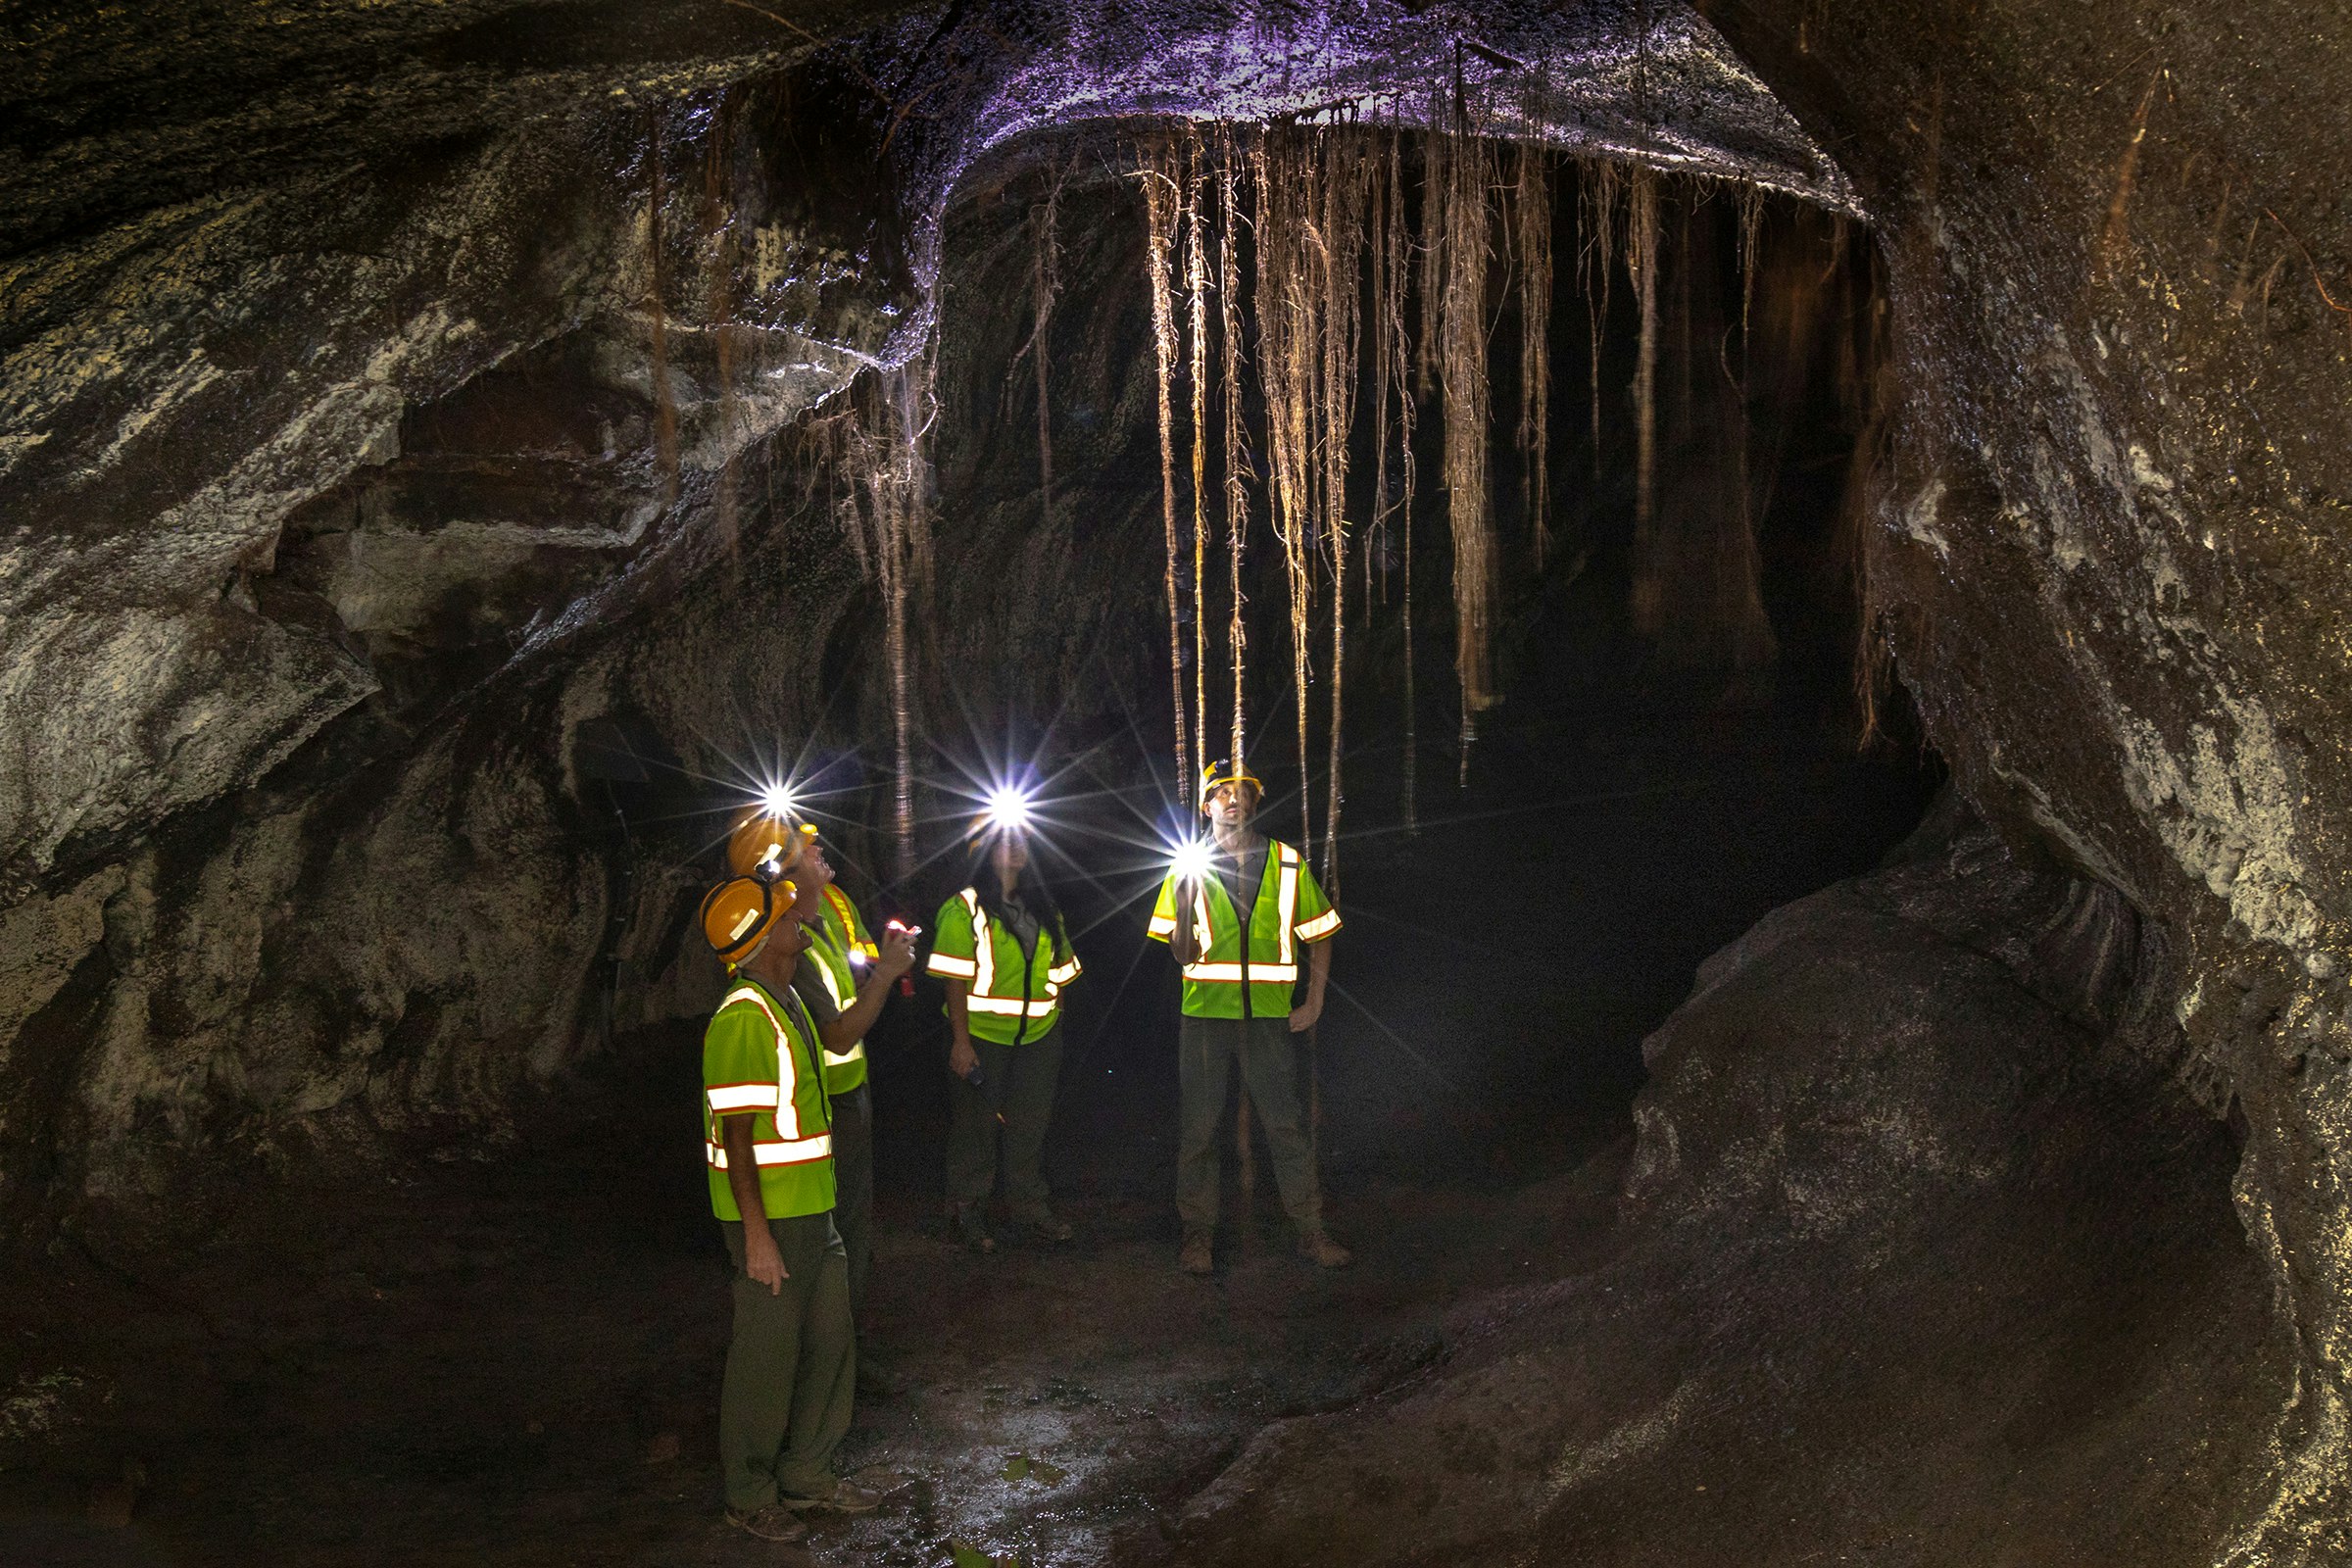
top-left (805, 884), bottom-right (876, 1096)
top-left (924, 887), bottom-right (1082, 1046)
top-left (701, 977), bottom-right (836, 1220)
top-left (1148, 839), bottom-right (1340, 1018)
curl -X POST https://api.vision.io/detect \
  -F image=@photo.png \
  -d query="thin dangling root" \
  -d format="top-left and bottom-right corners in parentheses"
top-left (1141, 133), bottom-right (1194, 798)
top-left (1437, 122), bottom-right (1498, 785)
top-left (1219, 122), bottom-right (1250, 770)
top-left (1515, 144), bottom-right (1553, 571)
top-left (1185, 126), bottom-right (1212, 785)
top-left (1629, 166), bottom-right (1661, 635)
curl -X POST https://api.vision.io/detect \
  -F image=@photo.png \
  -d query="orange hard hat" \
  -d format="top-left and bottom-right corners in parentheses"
top-left (699, 875), bottom-right (794, 966)
top-left (727, 808), bottom-right (816, 884)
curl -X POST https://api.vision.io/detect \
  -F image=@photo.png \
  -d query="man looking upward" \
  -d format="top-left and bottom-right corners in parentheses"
top-left (1149, 760), bottom-right (1350, 1276)
top-left (696, 867), bottom-right (880, 1542)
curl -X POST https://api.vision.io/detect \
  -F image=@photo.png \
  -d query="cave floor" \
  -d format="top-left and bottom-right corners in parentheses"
top-left (0, 1045), bottom-right (1625, 1568)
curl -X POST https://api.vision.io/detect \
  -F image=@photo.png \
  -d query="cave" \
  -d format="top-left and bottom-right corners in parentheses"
top-left (4, 3), bottom-right (2350, 1565)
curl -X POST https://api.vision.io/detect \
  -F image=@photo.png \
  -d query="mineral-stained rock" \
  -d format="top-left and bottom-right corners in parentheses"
top-left (1177, 816), bottom-right (2295, 1566)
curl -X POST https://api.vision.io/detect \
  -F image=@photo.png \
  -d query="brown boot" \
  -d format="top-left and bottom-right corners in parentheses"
top-left (725, 1503), bottom-right (808, 1543)
top-left (1298, 1227), bottom-right (1352, 1269)
top-left (1179, 1231), bottom-right (1214, 1275)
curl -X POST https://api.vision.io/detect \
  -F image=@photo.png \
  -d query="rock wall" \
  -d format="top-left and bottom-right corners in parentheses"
top-left (1689, 0), bottom-right (2352, 1549)
top-left (1176, 813), bottom-right (2297, 1566)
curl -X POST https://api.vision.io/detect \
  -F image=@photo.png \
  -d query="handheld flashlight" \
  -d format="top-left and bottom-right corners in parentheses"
top-left (1169, 837), bottom-right (1214, 884)
top-left (886, 919), bottom-right (921, 996)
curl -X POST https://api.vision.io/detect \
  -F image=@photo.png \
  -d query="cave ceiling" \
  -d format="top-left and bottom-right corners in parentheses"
top-left (0, 0), bottom-right (1841, 890)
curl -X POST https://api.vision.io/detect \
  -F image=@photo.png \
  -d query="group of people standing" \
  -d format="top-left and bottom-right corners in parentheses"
top-left (689, 758), bottom-right (1347, 1543)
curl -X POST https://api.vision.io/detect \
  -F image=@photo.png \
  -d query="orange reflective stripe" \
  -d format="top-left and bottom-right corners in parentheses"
top-left (706, 1082), bottom-right (779, 1113)
top-left (1183, 961), bottom-right (1298, 983)
top-left (706, 1134), bottom-right (834, 1169)
top-left (720, 985), bottom-right (803, 1140)
top-left (1275, 844), bottom-right (1299, 966)
top-left (966, 995), bottom-right (1061, 1018)
top-left (962, 889), bottom-right (996, 993)
top-left (1294, 908), bottom-right (1341, 942)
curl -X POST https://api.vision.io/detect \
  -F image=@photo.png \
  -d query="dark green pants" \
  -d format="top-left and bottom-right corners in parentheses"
top-left (831, 1084), bottom-right (874, 1318)
top-left (718, 1212), bottom-right (855, 1510)
top-left (1177, 1013), bottom-right (1320, 1234)
top-left (945, 1025), bottom-right (1063, 1217)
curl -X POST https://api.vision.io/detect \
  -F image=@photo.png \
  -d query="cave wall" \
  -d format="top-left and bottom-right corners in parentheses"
top-left (1687, 1), bottom-right (2352, 1549)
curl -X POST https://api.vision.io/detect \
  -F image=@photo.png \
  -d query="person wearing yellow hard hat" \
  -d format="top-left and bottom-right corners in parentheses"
top-left (1148, 759), bottom-right (1350, 1275)
top-left (924, 790), bottom-right (1082, 1253)
top-left (696, 841), bottom-right (880, 1540)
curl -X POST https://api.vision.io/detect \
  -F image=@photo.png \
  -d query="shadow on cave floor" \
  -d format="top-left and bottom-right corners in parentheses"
top-left (0, 685), bottom-right (1935, 1567)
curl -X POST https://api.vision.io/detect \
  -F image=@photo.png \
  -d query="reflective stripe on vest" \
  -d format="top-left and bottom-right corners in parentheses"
top-left (1181, 843), bottom-right (1302, 984)
top-left (714, 984), bottom-right (824, 1152)
top-left (706, 1134), bottom-right (835, 1168)
top-left (823, 885), bottom-right (878, 959)
top-left (952, 889), bottom-right (1068, 1009)
top-left (966, 994), bottom-right (1060, 1018)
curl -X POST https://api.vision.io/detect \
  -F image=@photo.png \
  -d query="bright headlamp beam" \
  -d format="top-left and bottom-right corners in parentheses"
top-left (985, 786), bottom-right (1035, 832)
top-left (759, 782), bottom-right (798, 818)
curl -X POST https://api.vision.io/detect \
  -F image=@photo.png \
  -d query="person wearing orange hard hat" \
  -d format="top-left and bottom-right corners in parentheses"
top-left (696, 850), bottom-right (880, 1540)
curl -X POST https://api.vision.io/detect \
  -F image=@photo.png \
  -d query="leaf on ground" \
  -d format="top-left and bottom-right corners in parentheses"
top-left (1000, 1451), bottom-right (1064, 1485)
top-left (951, 1542), bottom-right (1021, 1568)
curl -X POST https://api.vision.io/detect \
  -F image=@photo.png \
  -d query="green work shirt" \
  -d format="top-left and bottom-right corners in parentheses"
top-left (924, 887), bottom-right (1081, 1046)
top-left (801, 885), bottom-right (874, 1096)
top-left (702, 976), bottom-right (837, 1221)
top-left (1149, 837), bottom-right (1340, 1018)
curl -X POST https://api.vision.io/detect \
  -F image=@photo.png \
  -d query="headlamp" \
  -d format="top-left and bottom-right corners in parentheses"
top-left (758, 781), bottom-right (798, 818)
top-left (984, 785), bottom-right (1035, 833)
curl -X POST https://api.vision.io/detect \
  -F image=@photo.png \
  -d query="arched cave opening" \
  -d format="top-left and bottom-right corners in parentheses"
top-left (3, 4), bottom-right (2341, 1566)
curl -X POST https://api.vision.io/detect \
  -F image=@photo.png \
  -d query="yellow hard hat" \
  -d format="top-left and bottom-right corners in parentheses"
top-left (1199, 758), bottom-right (1262, 809)
top-left (699, 874), bottom-right (795, 966)
top-left (727, 808), bottom-right (816, 884)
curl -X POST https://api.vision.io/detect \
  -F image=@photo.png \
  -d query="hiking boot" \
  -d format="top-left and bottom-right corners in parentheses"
top-left (1179, 1231), bottom-right (1214, 1275)
top-left (1011, 1208), bottom-right (1074, 1244)
top-left (1298, 1227), bottom-right (1352, 1269)
top-left (952, 1202), bottom-right (996, 1254)
top-left (725, 1503), bottom-right (808, 1543)
top-left (782, 1477), bottom-right (884, 1515)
